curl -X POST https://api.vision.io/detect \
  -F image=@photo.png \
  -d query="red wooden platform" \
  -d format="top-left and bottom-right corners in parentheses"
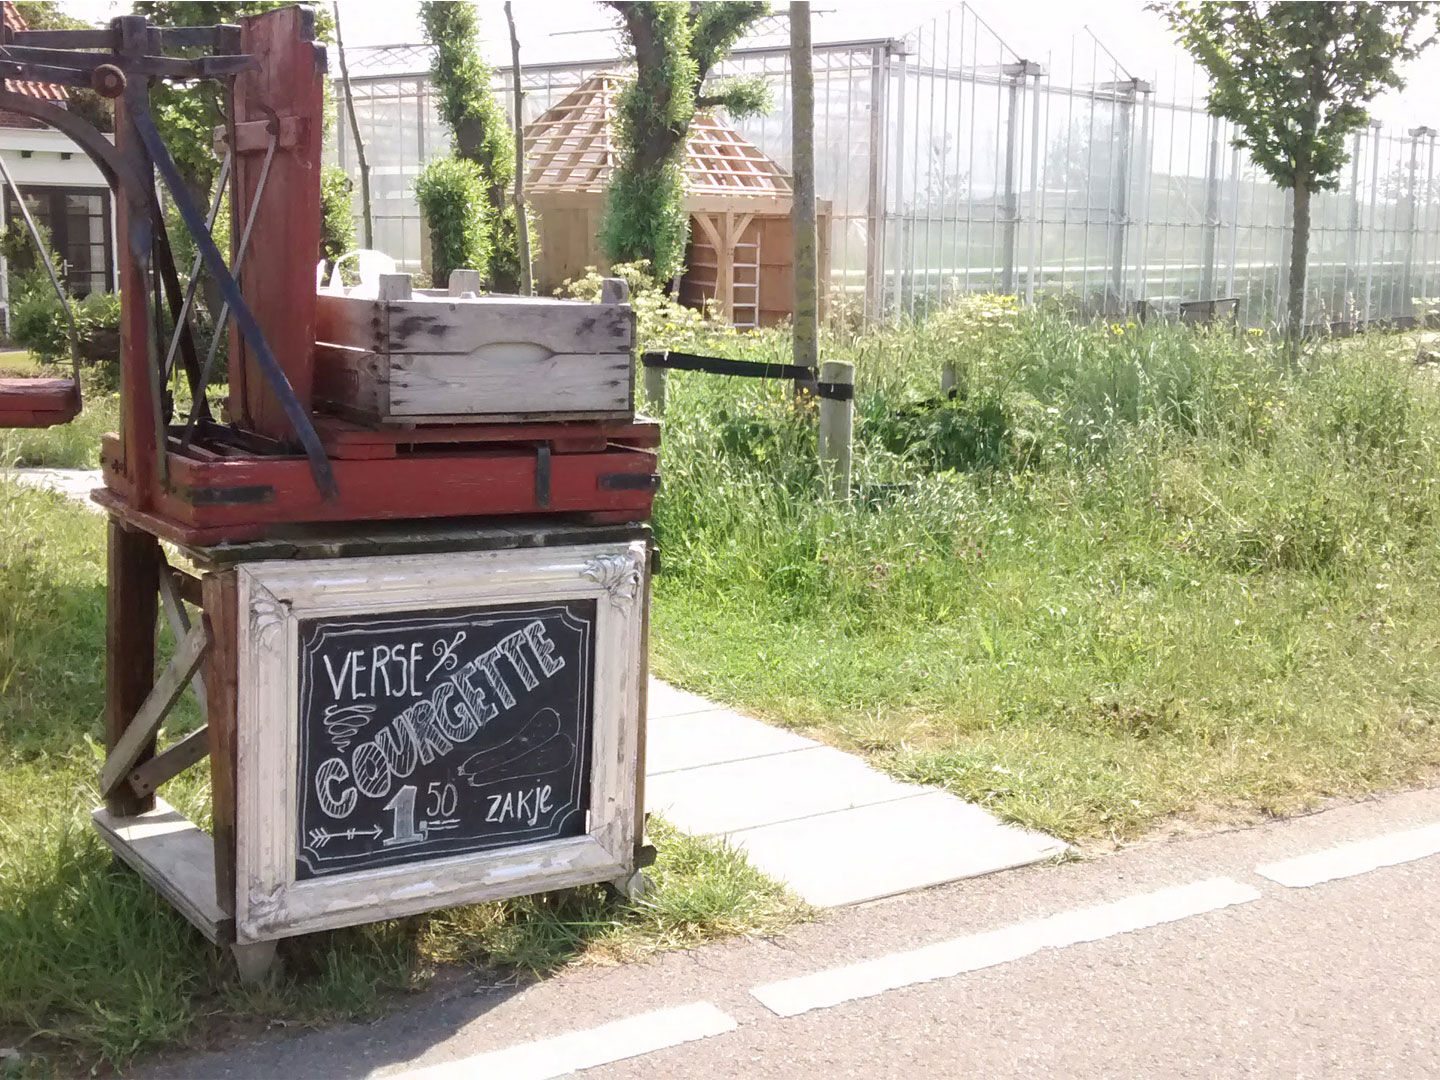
top-left (0, 377), bottom-right (80, 428)
top-left (100, 429), bottom-right (661, 545)
top-left (312, 414), bottom-right (661, 459)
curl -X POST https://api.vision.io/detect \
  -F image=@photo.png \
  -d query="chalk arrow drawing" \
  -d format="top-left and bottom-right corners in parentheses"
top-left (308, 825), bottom-right (384, 848)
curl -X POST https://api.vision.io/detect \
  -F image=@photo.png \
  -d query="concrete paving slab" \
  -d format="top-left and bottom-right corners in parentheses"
top-left (646, 709), bottom-right (820, 775)
top-left (647, 678), bottom-right (719, 720)
top-left (645, 745), bottom-right (928, 837)
top-left (725, 792), bottom-right (1069, 907)
top-left (7, 467), bottom-right (102, 510)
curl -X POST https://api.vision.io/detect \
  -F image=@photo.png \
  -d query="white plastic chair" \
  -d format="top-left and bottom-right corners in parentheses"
top-left (320, 249), bottom-right (399, 297)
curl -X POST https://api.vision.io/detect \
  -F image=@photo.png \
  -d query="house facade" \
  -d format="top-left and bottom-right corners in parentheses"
top-left (0, 1), bottom-right (118, 332)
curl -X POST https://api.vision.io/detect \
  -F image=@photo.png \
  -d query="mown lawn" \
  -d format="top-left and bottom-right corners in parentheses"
top-left (645, 302), bottom-right (1440, 843)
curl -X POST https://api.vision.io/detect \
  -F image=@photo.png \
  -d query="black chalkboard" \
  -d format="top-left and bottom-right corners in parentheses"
top-left (294, 600), bottom-right (595, 880)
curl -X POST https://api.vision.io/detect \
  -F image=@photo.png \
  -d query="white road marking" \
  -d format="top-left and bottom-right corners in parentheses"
top-left (1256, 823), bottom-right (1440, 888)
top-left (751, 876), bottom-right (1261, 1018)
top-left (381, 1001), bottom-right (737, 1080)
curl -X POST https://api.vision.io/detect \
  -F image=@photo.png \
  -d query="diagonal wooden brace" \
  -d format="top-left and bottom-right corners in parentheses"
top-left (100, 621), bottom-right (210, 796)
top-left (127, 724), bottom-right (211, 798)
top-left (159, 562), bottom-right (207, 722)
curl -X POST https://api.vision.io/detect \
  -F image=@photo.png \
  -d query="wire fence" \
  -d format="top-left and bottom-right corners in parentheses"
top-left (330, 4), bottom-right (1440, 328)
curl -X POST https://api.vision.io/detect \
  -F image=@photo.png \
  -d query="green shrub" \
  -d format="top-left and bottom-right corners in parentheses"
top-left (2, 211), bottom-right (121, 374)
top-left (415, 156), bottom-right (491, 291)
top-left (10, 291), bottom-right (66, 360)
top-left (420, 0), bottom-right (520, 291)
top-left (320, 163), bottom-right (356, 265)
top-left (11, 290), bottom-right (121, 372)
top-left (557, 261), bottom-right (711, 348)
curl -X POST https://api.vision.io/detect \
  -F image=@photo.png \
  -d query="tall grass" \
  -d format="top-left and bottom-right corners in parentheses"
top-left (649, 304), bottom-right (1440, 839)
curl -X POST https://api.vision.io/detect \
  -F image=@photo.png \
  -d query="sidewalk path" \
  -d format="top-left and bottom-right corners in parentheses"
top-left (4, 467), bottom-right (1066, 903)
top-left (646, 680), bottom-right (1065, 906)
top-left (7, 466), bottom-right (102, 509)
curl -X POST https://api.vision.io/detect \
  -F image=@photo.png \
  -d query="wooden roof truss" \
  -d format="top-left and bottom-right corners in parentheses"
top-left (523, 72), bottom-right (792, 200)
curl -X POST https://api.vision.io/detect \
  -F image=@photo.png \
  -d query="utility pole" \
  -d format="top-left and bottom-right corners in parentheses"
top-left (504, 1), bottom-right (533, 295)
top-left (332, 1), bottom-right (372, 248)
top-left (790, 1), bottom-right (818, 396)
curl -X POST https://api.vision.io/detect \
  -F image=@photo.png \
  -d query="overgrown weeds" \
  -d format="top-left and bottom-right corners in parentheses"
top-left (648, 301), bottom-right (1440, 841)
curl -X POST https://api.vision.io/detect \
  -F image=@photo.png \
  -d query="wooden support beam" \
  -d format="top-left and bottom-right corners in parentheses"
top-left (159, 562), bottom-right (207, 721)
top-left (105, 519), bottom-right (161, 816)
top-left (167, 564), bottom-right (204, 608)
top-left (92, 798), bottom-right (234, 944)
top-left (100, 621), bottom-right (210, 796)
top-left (127, 725), bottom-right (211, 798)
top-left (204, 569), bottom-right (240, 916)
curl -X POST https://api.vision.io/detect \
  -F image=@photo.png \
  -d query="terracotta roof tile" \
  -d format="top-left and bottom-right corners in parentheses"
top-left (2, 1), bottom-right (72, 103)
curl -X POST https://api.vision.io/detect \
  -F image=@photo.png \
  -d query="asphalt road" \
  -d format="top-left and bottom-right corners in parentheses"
top-left (143, 786), bottom-right (1440, 1079)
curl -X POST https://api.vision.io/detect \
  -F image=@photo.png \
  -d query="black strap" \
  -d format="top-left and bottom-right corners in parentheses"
top-left (640, 350), bottom-right (853, 401)
top-left (641, 350), bottom-right (812, 381)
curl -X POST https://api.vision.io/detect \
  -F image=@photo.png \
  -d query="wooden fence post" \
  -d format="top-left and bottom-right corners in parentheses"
top-left (818, 359), bottom-right (853, 499)
top-left (643, 364), bottom-right (666, 416)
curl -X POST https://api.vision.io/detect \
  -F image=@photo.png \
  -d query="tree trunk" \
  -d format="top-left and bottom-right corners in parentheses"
top-left (333, 0), bottom-right (373, 249)
top-left (790, 1), bottom-right (818, 396)
top-left (1287, 174), bottom-right (1310, 342)
top-left (504, 2), bottom-right (533, 295)
top-left (611, 2), bottom-right (686, 174)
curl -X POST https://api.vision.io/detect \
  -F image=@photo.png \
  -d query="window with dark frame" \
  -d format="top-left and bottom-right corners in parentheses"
top-left (4, 185), bottom-right (113, 298)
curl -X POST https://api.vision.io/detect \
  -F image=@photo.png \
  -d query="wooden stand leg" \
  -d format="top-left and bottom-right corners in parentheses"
top-left (231, 940), bottom-right (278, 984)
top-left (203, 570), bottom-right (240, 917)
top-left (633, 541), bottom-right (653, 866)
top-left (610, 544), bottom-right (657, 908)
top-left (105, 517), bottom-right (160, 817)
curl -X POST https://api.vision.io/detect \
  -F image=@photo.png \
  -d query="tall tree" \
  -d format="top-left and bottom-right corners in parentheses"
top-left (420, 0), bottom-right (522, 291)
top-left (601, 1), bottom-right (770, 286)
top-left (1152, 2), bottom-right (1438, 339)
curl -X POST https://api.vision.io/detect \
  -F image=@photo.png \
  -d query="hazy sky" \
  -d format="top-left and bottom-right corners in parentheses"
top-left (54, 0), bottom-right (1440, 129)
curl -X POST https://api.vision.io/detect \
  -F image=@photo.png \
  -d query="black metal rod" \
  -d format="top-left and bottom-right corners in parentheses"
top-left (130, 103), bottom-right (337, 499)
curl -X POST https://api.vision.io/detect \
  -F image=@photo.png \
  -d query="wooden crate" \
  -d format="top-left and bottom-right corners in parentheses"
top-left (314, 276), bottom-right (635, 425)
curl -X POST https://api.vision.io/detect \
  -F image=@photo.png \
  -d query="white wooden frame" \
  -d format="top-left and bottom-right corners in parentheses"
top-left (234, 541), bottom-right (647, 943)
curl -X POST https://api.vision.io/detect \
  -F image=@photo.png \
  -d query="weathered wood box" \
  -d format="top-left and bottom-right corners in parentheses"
top-left (92, 516), bottom-right (654, 981)
top-left (313, 275), bottom-right (635, 426)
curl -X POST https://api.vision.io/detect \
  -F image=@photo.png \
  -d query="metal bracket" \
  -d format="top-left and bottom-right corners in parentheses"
top-left (598, 473), bottom-right (661, 492)
top-left (129, 103), bottom-right (338, 499)
top-left (535, 443), bottom-right (552, 507)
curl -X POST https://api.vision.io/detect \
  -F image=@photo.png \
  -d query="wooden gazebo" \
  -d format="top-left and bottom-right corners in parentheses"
top-left (524, 72), bottom-right (829, 327)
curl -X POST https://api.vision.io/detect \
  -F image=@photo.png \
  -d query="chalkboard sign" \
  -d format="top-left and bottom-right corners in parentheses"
top-left (295, 600), bottom-right (595, 879)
